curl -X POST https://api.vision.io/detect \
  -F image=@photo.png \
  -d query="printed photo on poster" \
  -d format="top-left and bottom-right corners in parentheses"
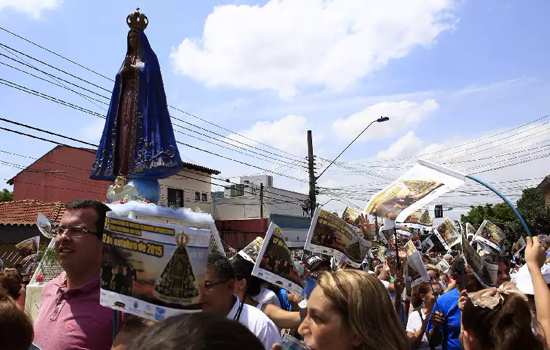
top-left (512, 236), bottom-right (526, 257)
top-left (100, 213), bottom-right (211, 321)
top-left (434, 218), bottom-right (461, 250)
top-left (461, 231), bottom-right (498, 287)
top-left (305, 209), bottom-right (369, 268)
top-left (252, 223), bottom-right (304, 295)
top-left (473, 220), bottom-right (506, 253)
top-left (405, 240), bottom-right (429, 288)
top-left (238, 236), bottom-right (264, 264)
top-left (421, 236), bottom-right (435, 253)
top-left (364, 162), bottom-right (464, 222)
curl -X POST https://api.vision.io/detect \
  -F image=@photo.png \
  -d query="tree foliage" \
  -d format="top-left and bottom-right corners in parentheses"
top-left (0, 188), bottom-right (12, 202)
top-left (461, 187), bottom-right (550, 237)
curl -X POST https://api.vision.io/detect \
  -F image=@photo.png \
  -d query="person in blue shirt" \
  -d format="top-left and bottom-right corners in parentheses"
top-left (427, 258), bottom-right (483, 350)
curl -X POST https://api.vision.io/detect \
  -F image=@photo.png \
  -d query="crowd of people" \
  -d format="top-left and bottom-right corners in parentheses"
top-left (0, 198), bottom-right (549, 350)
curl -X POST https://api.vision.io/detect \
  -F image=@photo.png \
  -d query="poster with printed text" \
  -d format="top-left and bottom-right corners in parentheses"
top-left (252, 223), bottom-right (304, 295)
top-left (305, 209), bottom-right (369, 268)
top-left (100, 212), bottom-right (211, 321)
top-left (365, 162), bottom-right (464, 222)
top-left (238, 236), bottom-right (264, 263)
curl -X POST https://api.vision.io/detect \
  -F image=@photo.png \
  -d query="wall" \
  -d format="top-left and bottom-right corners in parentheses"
top-left (158, 168), bottom-right (213, 213)
top-left (13, 146), bottom-right (111, 203)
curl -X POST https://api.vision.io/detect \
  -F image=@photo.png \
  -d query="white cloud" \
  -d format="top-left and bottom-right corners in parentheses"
top-left (376, 131), bottom-right (424, 160)
top-left (230, 114), bottom-right (311, 156)
top-left (0, 0), bottom-right (61, 19)
top-left (332, 99), bottom-right (439, 141)
top-left (171, 0), bottom-right (456, 97)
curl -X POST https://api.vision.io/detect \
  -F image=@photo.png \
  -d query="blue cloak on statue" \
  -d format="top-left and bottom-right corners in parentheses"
top-left (90, 31), bottom-right (182, 181)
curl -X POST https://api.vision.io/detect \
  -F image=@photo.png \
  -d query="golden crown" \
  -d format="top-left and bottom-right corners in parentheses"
top-left (126, 8), bottom-right (148, 31)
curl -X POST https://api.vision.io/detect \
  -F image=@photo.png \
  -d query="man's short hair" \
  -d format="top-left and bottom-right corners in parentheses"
top-left (208, 253), bottom-right (235, 281)
top-left (65, 199), bottom-right (110, 237)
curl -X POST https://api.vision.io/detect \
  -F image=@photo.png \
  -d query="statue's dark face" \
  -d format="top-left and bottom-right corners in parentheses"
top-left (127, 30), bottom-right (139, 53)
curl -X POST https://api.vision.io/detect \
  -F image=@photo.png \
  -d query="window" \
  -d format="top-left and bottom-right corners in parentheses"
top-left (230, 184), bottom-right (245, 197)
top-left (167, 188), bottom-right (184, 208)
top-left (201, 193), bottom-right (208, 202)
top-left (195, 191), bottom-right (201, 201)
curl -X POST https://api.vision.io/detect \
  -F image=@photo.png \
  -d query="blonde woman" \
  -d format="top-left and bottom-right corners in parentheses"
top-left (298, 269), bottom-right (409, 350)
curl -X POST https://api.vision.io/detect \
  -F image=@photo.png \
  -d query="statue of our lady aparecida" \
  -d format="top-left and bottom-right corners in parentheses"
top-left (91, 9), bottom-right (183, 203)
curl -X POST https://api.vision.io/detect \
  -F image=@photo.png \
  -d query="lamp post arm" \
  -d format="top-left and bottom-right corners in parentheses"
top-left (316, 119), bottom-right (378, 180)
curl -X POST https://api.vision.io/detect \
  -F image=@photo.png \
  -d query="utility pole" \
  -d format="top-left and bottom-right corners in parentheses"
top-left (307, 130), bottom-right (317, 217)
top-left (260, 182), bottom-right (264, 218)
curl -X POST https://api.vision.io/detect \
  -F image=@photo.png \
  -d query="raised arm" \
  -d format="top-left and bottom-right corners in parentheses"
top-left (525, 235), bottom-right (550, 350)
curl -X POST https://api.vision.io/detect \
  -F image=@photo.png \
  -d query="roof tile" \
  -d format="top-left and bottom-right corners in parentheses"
top-left (0, 200), bottom-right (65, 226)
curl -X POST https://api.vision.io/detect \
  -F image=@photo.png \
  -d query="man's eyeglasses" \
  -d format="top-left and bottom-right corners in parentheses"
top-left (203, 280), bottom-right (228, 289)
top-left (52, 225), bottom-right (98, 238)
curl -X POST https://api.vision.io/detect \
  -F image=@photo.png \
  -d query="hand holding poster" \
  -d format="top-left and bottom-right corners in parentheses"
top-left (365, 161), bottom-right (464, 222)
top-left (252, 223), bottom-right (304, 295)
top-left (305, 208), bottom-right (369, 268)
top-left (433, 218), bottom-right (461, 251)
top-left (473, 219), bottom-right (506, 253)
top-left (100, 212), bottom-right (211, 321)
top-left (404, 240), bottom-right (429, 288)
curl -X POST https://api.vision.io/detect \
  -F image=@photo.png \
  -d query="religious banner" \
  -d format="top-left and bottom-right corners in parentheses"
top-left (365, 161), bottom-right (464, 222)
top-left (100, 212), bottom-right (210, 321)
top-left (238, 236), bottom-right (264, 264)
top-left (305, 208), bottom-right (369, 268)
top-left (473, 219), bottom-right (506, 253)
top-left (433, 218), bottom-right (461, 251)
top-left (405, 240), bottom-right (429, 288)
top-left (252, 223), bottom-right (304, 295)
top-left (462, 231), bottom-right (498, 287)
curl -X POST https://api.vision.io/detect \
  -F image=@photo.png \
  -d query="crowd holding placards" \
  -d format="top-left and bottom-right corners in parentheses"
top-left (0, 199), bottom-right (548, 350)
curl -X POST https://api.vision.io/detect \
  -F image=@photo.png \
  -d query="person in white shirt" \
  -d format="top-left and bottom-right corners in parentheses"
top-left (199, 253), bottom-right (281, 350)
top-left (406, 282), bottom-right (441, 350)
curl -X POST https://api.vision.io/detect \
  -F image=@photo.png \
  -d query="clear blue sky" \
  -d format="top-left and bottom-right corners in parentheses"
top-left (0, 0), bottom-right (549, 214)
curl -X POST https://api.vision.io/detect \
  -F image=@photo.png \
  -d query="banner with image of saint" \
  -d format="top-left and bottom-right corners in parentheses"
top-left (100, 212), bottom-right (211, 321)
top-left (365, 161), bottom-right (464, 222)
top-left (305, 208), bottom-right (370, 268)
top-left (472, 219), bottom-right (506, 253)
top-left (252, 223), bottom-right (304, 295)
top-left (433, 218), bottom-right (461, 251)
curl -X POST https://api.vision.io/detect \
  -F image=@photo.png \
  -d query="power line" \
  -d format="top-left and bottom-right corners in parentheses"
top-left (0, 25), bottom-right (114, 82)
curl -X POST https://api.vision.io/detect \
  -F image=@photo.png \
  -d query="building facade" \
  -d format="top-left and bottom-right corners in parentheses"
top-left (213, 175), bottom-right (308, 220)
top-left (8, 145), bottom-right (220, 213)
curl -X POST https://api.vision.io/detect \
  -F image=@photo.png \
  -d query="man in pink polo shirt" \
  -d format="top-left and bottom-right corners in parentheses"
top-left (33, 200), bottom-right (113, 350)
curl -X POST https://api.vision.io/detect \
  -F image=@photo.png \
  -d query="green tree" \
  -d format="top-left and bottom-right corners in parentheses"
top-left (461, 187), bottom-right (550, 237)
top-left (0, 188), bottom-right (12, 202)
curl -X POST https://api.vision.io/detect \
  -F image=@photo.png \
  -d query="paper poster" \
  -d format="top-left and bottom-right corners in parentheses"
top-left (433, 218), bottom-right (461, 250)
top-left (465, 223), bottom-right (476, 239)
top-left (436, 259), bottom-right (451, 274)
top-left (461, 231), bottom-right (498, 287)
top-left (252, 223), bottom-right (304, 295)
top-left (405, 240), bottom-right (429, 288)
top-left (305, 208), bottom-right (369, 268)
top-left (473, 220), bottom-right (506, 253)
top-left (238, 236), bottom-right (264, 263)
top-left (365, 161), bottom-right (464, 222)
top-left (512, 236), bottom-right (526, 257)
top-left (100, 212), bottom-right (211, 321)
top-left (209, 223), bottom-right (226, 256)
top-left (342, 207), bottom-right (361, 224)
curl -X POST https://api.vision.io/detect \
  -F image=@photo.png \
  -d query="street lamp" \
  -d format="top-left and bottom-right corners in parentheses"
top-left (315, 116), bottom-right (389, 180)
